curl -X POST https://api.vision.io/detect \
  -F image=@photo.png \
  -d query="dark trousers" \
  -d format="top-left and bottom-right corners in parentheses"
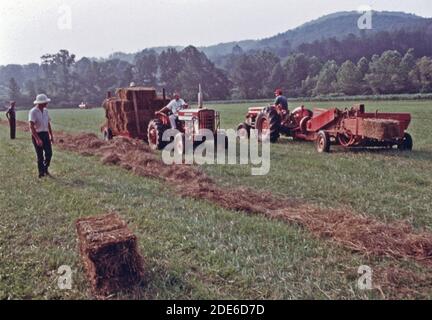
top-left (32, 132), bottom-right (52, 175)
top-left (8, 118), bottom-right (16, 139)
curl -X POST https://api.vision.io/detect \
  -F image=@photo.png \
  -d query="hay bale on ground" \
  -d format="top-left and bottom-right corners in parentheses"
top-left (76, 213), bottom-right (144, 297)
top-left (363, 119), bottom-right (401, 140)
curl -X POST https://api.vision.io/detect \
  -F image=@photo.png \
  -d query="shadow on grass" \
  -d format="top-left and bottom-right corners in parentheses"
top-left (335, 147), bottom-right (432, 160)
top-left (113, 260), bottom-right (194, 300)
top-left (275, 138), bottom-right (432, 161)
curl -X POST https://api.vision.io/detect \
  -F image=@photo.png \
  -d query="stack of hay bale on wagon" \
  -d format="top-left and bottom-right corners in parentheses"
top-left (102, 87), bottom-right (168, 141)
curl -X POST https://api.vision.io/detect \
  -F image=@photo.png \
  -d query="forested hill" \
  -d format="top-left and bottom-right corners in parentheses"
top-left (108, 11), bottom-right (431, 61)
top-left (244, 11), bottom-right (430, 57)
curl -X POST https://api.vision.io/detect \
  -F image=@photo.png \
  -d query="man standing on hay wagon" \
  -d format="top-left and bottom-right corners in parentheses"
top-left (5, 101), bottom-right (16, 139)
top-left (157, 92), bottom-right (188, 129)
top-left (28, 94), bottom-right (54, 178)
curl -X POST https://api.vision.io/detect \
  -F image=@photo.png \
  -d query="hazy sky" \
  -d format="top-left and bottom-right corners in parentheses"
top-left (1, 0), bottom-right (432, 65)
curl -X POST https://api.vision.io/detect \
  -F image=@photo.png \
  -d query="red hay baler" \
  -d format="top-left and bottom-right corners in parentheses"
top-left (237, 104), bottom-right (412, 153)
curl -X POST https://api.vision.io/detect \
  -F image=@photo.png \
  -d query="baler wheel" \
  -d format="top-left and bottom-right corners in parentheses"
top-left (147, 119), bottom-right (167, 150)
top-left (398, 133), bottom-right (413, 151)
top-left (316, 131), bottom-right (331, 153)
top-left (237, 122), bottom-right (251, 139)
top-left (256, 108), bottom-right (281, 143)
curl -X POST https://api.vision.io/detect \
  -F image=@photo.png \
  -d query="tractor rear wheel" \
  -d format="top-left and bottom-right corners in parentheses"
top-left (256, 108), bottom-right (281, 143)
top-left (398, 133), bottom-right (413, 151)
top-left (147, 119), bottom-right (167, 150)
top-left (316, 131), bottom-right (331, 153)
top-left (237, 122), bottom-right (250, 139)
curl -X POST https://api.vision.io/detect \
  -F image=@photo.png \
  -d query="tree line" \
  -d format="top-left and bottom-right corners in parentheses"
top-left (297, 29), bottom-right (432, 65)
top-left (2, 45), bottom-right (432, 107)
top-left (1, 47), bottom-right (230, 107)
top-left (217, 48), bottom-right (432, 99)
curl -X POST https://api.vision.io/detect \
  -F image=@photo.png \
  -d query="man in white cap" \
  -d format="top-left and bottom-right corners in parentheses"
top-left (156, 92), bottom-right (188, 129)
top-left (29, 94), bottom-right (54, 178)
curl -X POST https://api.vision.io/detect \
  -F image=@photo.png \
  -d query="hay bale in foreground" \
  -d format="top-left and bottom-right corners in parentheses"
top-left (76, 213), bottom-right (144, 297)
top-left (363, 119), bottom-right (401, 140)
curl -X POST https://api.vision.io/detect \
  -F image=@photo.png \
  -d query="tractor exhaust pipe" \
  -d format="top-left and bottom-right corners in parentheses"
top-left (198, 84), bottom-right (203, 109)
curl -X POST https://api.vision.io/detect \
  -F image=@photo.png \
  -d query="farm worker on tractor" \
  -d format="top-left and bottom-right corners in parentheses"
top-left (157, 92), bottom-right (188, 129)
top-left (274, 89), bottom-right (288, 112)
top-left (29, 94), bottom-right (54, 178)
top-left (5, 101), bottom-right (16, 139)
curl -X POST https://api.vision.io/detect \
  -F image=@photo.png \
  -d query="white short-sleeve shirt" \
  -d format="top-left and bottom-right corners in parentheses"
top-left (29, 106), bottom-right (51, 132)
top-left (166, 98), bottom-right (186, 115)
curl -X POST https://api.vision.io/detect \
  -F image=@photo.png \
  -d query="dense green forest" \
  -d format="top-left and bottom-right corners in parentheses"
top-left (1, 30), bottom-right (432, 107)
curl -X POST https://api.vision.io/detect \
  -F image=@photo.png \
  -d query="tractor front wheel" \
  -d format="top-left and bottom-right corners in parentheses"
top-left (237, 122), bottom-right (250, 140)
top-left (316, 131), bottom-right (331, 153)
top-left (256, 108), bottom-right (281, 143)
top-left (102, 128), bottom-right (113, 141)
top-left (398, 133), bottom-right (413, 151)
top-left (175, 133), bottom-right (185, 156)
top-left (215, 131), bottom-right (229, 151)
top-left (147, 119), bottom-right (167, 150)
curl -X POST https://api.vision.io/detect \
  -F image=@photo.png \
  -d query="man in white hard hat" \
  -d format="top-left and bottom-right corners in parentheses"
top-left (29, 94), bottom-right (54, 178)
top-left (156, 92), bottom-right (188, 129)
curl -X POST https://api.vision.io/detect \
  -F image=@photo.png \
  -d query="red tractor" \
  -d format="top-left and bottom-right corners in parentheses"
top-left (238, 104), bottom-right (413, 153)
top-left (237, 104), bottom-right (313, 143)
top-left (147, 107), bottom-right (222, 154)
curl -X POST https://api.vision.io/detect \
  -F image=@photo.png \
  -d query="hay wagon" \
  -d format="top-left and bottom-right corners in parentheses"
top-left (101, 87), bottom-right (169, 141)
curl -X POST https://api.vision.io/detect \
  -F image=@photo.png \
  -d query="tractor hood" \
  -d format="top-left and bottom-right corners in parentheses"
top-left (178, 108), bottom-right (215, 122)
top-left (248, 106), bottom-right (266, 115)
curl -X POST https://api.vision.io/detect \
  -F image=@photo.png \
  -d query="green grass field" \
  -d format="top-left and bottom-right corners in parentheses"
top-left (1, 100), bottom-right (431, 299)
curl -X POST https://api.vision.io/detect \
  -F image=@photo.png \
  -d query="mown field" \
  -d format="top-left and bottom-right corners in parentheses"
top-left (1, 100), bottom-right (431, 299)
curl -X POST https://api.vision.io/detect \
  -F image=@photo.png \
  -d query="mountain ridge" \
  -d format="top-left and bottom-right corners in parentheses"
top-left (89, 11), bottom-right (432, 63)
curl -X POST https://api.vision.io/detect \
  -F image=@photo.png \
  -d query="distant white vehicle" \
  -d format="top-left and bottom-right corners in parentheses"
top-left (78, 102), bottom-right (91, 109)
